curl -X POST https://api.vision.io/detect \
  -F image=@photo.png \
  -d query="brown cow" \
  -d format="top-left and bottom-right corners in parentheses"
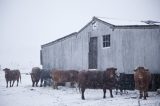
top-left (3, 68), bottom-right (21, 88)
top-left (51, 70), bottom-right (79, 89)
top-left (78, 67), bottom-right (117, 100)
top-left (134, 67), bottom-right (151, 100)
top-left (31, 67), bottom-right (41, 87)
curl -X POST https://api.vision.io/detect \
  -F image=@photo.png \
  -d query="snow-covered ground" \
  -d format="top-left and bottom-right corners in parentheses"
top-left (0, 70), bottom-right (160, 106)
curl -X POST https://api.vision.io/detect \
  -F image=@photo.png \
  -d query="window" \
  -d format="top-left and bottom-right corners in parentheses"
top-left (103, 35), bottom-right (110, 47)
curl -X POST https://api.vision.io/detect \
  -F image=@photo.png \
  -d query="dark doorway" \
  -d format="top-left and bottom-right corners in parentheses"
top-left (89, 37), bottom-right (98, 69)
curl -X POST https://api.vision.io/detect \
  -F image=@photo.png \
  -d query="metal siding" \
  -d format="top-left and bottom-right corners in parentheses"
top-left (112, 28), bottom-right (160, 73)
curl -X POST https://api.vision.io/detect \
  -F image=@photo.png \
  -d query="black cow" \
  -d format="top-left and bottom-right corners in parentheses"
top-left (40, 69), bottom-right (52, 87)
top-left (3, 68), bottom-right (21, 88)
top-left (78, 67), bottom-right (117, 100)
top-left (31, 67), bottom-right (41, 87)
top-left (115, 73), bottom-right (129, 95)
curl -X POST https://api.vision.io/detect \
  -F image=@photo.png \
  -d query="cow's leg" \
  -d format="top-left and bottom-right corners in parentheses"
top-left (120, 89), bottom-right (123, 95)
top-left (32, 81), bottom-right (35, 87)
top-left (12, 80), bottom-right (15, 87)
top-left (36, 81), bottom-right (38, 87)
top-left (144, 91), bottom-right (147, 100)
top-left (70, 82), bottom-right (73, 88)
top-left (103, 88), bottom-right (106, 98)
top-left (53, 82), bottom-right (58, 89)
top-left (6, 80), bottom-right (8, 88)
top-left (103, 85), bottom-right (107, 98)
top-left (10, 81), bottom-right (12, 87)
top-left (40, 78), bottom-right (43, 87)
top-left (109, 89), bottom-right (113, 98)
top-left (56, 82), bottom-right (58, 89)
top-left (17, 79), bottom-right (19, 86)
top-left (48, 79), bottom-right (51, 86)
top-left (81, 87), bottom-right (85, 100)
top-left (9, 81), bottom-right (12, 87)
top-left (146, 91), bottom-right (149, 97)
top-left (44, 79), bottom-right (47, 87)
top-left (53, 81), bottom-right (55, 89)
top-left (139, 90), bottom-right (143, 99)
top-left (115, 86), bottom-right (118, 95)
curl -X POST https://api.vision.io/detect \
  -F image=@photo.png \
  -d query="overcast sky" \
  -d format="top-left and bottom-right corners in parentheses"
top-left (0, 0), bottom-right (160, 69)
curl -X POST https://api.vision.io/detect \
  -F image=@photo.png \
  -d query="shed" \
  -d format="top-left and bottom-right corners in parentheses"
top-left (41, 17), bottom-right (160, 74)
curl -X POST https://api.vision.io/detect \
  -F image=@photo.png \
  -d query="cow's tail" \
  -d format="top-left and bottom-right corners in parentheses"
top-left (19, 73), bottom-right (21, 83)
top-left (78, 83), bottom-right (81, 93)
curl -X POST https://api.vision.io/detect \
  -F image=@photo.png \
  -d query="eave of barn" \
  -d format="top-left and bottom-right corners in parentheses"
top-left (41, 32), bottom-right (78, 48)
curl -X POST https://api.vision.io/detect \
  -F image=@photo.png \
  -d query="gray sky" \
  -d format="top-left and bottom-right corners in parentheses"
top-left (0, 0), bottom-right (160, 69)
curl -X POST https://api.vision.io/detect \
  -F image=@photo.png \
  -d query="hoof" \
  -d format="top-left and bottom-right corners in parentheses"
top-left (144, 98), bottom-right (147, 100)
top-left (82, 97), bottom-right (85, 100)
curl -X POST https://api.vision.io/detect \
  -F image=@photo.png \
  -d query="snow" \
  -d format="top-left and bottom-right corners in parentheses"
top-left (0, 70), bottom-right (160, 106)
top-left (97, 17), bottom-right (159, 26)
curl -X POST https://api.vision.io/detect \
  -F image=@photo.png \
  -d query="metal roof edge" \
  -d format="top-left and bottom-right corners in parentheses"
top-left (41, 32), bottom-right (78, 48)
top-left (95, 17), bottom-right (159, 29)
top-left (115, 25), bottom-right (160, 29)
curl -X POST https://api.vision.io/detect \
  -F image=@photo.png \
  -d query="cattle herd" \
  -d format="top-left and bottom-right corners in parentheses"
top-left (2, 66), bottom-right (154, 100)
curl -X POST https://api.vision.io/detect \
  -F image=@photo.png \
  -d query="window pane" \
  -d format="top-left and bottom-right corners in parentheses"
top-left (102, 35), bottom-right (110, 47)
top-left (103, 42), bottom-right (106, 47)
top-left (103, 36), bottom-right (106, 42)
top-left (106, 42), bottom-right (110, 47)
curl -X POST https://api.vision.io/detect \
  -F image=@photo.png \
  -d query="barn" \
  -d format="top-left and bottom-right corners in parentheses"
top-left (40, 17), bottom-right (160, 74)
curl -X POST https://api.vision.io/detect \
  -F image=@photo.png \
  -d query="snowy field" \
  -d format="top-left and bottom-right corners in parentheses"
top-left (0, 70), bottom-right (160, 106)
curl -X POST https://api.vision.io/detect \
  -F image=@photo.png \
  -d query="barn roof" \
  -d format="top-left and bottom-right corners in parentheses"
top-left (41, 32), bottom-right (77, 48)
top-left (96, 17), bottom-right (160, 26)
top-left (94, 17), bottom-right (160, 28)
top-left (41, 17), bottom-right (160, 48)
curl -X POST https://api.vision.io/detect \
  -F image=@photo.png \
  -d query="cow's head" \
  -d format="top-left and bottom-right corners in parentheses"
top-left (105, 67), bottom-right (117, 79)
top-left (3, 68), bottom-right (10, 75)
top-left (134, 66), bottom-right (145, 72)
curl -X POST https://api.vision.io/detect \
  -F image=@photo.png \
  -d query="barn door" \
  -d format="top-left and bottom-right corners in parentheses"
top-left (89, 37), bottom-right (98, 69)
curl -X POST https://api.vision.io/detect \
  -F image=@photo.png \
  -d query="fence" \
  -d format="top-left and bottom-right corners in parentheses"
top-left (119, 73), bottom-right (160, 91)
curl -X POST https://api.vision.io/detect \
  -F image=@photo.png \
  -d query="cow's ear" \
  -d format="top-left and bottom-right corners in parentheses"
top-left (133, 69), bottom-right (136, 72)
top-left (3, 68), bottom-right (9, 71)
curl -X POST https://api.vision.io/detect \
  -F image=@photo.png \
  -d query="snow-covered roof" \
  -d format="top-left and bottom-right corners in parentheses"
top-left (96, 17), bottom-right (160, 26)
